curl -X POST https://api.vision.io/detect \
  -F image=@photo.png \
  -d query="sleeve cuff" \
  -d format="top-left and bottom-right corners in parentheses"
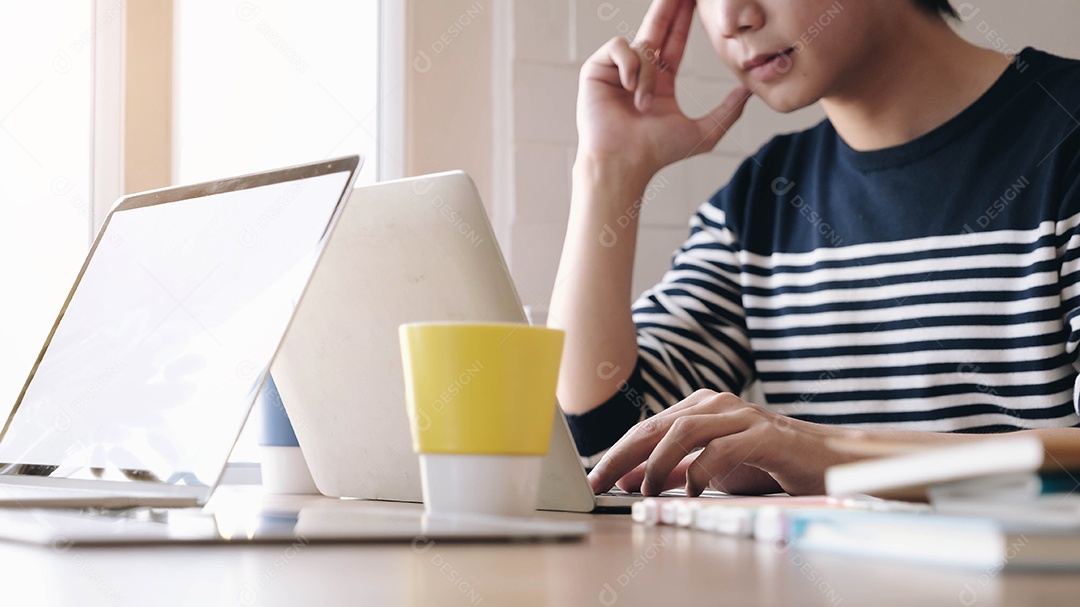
top-left (563, 362), bottom-right (648, 457)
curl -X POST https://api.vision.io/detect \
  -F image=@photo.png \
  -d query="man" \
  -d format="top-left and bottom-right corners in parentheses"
top-left (548, 0), bottom-right (1080, 496)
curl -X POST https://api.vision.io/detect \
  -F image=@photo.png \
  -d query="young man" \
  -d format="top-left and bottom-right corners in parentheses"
top-left (548, 0), bottom-right (1080, 496)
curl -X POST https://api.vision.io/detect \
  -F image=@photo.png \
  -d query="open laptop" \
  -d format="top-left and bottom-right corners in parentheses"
top-left (273, 171), bottom-right (666, 513)
top-left (0, 156), bottom-right (361, 509)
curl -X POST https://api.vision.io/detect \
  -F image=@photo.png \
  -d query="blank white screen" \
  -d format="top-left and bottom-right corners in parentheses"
top-left (0, 170), bottom-right (350, 486)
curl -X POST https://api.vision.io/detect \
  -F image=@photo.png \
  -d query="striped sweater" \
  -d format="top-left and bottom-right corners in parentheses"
top-left (566, 47), bottom-right (1080, 457)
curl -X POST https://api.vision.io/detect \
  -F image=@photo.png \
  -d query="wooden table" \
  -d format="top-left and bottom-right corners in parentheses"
top-left (1, 491), bottom-right (1077, 606)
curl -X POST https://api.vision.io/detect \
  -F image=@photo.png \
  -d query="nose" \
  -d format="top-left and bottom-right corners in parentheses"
top-left (714, 0), bottom-right (766, 38)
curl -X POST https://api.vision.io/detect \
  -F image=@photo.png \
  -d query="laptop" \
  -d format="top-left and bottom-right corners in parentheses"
top-left (0, 156), bottom-right (361, 509)
top-left (272, 171), bottom-right (674, 512)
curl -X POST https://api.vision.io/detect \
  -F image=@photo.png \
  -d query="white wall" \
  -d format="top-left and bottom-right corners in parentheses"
top-left (493, 0), bottom-right (1080, 314)
top-left (405, 1), bottom-right (496, 211)
top-left (952, 1), bottom-right (1080, 57)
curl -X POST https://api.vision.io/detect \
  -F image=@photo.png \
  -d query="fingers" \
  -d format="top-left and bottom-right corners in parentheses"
top-left (586, 37), bottom-right (655, 112)
top-left (695, 86), bottom-right (753, 152)
top-left (635, 0), bottom-right (687, 56)
top-left (587, 391), bottom-right (739, 494)
top-left (634, 0), bottom-right (693, 98)
top-left (634, 45), bottom-right (657, 112)
top-left (588, 421), bottom-right (665, 493)
top-left (614, 461), bottom-right (647, 493)
top-left (647, 388), bottom-right (741, 421)
top-left (667, 454), bottom-right (697, 491)
top-left (685, 439), bottom-right (736, 496)
top-left (614, 453), bottom-right (695, 493)
top-left (686, 448), bottom-right (782, 496)
top-left (658, 0), bottom-right (695, 76)
top-left (605, 37), bottom-right (641, 92)
top-left (641, 412), bottom-right (752, 496)
top-left (685, 433), bottom-right (760, 496)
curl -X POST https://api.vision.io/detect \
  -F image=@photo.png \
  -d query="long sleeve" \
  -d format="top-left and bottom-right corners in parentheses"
top-left (1056, 152), bottom-right (1080, 419)
top-left (634, 203), bottom-right (755, 401)
top-left (565, 197), bottom-right (755, 458)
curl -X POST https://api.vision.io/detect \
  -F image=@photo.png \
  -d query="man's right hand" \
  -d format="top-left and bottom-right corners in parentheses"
top-left (576, 0), bottom-right (751, 177)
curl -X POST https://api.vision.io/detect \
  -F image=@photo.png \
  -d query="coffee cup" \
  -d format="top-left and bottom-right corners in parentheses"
top-left (398, 322), bottom-right (564, 517)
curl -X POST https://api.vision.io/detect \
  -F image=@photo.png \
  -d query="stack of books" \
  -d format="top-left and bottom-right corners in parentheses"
top-left (804, 434), bottom-right (1080, 569)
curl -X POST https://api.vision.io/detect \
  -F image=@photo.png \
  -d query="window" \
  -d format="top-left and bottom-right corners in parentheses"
top-left (0, 2), bottom-right (93, 421)
top-left (0, 1), bottom-right (382, 463)
top-left (174, 1), bottom-right (380, 185)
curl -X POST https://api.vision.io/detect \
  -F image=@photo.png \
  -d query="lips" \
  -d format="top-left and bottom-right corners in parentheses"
top-left (742, 48), bottom-right (794, 72)
top-left (741, 47), bottom-right (795, 82)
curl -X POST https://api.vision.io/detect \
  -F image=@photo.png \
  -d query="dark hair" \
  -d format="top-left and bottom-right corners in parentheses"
top-left (914, 0), bottom-right (959, 19)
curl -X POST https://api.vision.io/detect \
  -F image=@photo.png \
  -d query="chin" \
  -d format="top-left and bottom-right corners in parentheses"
top-left (752, 82), bottom-right (822, 114)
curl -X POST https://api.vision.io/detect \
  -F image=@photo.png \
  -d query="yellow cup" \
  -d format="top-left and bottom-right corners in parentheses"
top-left (399, 322), bottom-right (564, 454)
top-left (398, 322), bottom-right (564, 516)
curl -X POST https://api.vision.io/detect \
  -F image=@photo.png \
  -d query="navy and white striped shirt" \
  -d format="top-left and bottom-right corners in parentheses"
top-left (567, 47), bottom-right (1080, 458)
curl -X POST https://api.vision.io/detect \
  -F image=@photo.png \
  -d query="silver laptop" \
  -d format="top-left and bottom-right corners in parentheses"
top-left (0, 156), bottom-right (361, 509)
top-left (273, 171), bottom-right (656, 513)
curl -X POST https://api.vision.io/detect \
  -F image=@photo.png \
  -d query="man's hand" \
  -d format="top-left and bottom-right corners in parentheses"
top-left (552, 0), bottom-right (751, 416)
top-left (576, 0), bottom-right (751, 176)
top-left (587, 390), bottom-right (861, 496)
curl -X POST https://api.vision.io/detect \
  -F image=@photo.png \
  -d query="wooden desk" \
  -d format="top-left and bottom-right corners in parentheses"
top-left (2, 492), bottom-right (1077, 607)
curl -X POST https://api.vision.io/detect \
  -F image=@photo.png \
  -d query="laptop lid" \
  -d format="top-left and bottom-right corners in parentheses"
top-left (272, 171), bottom-right (597, 512)
top-left (0, 156), bottom-right (361, 504)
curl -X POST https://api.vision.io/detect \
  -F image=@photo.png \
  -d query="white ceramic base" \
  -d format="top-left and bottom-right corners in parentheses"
top-left (261, 446), bottom-right (320, 495)
top-left (419, 453), bottom-right (542, 517)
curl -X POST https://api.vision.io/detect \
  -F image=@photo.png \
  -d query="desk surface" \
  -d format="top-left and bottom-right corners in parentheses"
top-left (2, 491), bottom-right (1078, 607)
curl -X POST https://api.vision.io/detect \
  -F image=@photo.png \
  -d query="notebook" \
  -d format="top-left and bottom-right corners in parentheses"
top-left (0, 156), bottom-right (360, 509)
top-left (784, 509), bottom-right (1080, 571)
top-left (824, 435), bottom-right (1080, 501)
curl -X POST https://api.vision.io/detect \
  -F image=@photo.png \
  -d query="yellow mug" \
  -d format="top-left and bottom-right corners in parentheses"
top-left (399, 322), bottom-right (564, 516)
top-left (398, 322), bottom-right (564, 455)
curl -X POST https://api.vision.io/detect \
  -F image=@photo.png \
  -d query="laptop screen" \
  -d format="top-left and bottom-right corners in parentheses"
top-left (0, 158), bottom-right (357, 488)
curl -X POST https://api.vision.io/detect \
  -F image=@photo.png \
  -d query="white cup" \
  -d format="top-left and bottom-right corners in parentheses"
top-left (419, 453), bottom-right (543, 517)
top-left (256, 375), bottom-right (319, 495)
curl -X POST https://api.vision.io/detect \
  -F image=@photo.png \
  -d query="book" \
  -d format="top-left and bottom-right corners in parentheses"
top-left (927, 472), bottom-right (1080, 526)
top-left (823, 435), bottom-right (1080, 501)
top-left (783, 509), bottom-right (1080, 571)
top-left (929, 471), bottom-right (1080, 502)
